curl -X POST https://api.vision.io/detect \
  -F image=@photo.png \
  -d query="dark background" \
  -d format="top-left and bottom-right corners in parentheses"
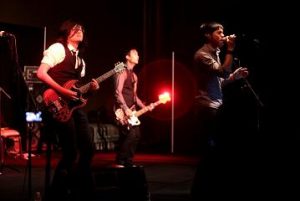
top-left (0, 0), bottom-right (298, 161)
top-left (1, 0), bottom-right (298, 198)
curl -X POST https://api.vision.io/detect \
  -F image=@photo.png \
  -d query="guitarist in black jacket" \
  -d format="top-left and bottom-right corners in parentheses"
top-left (37, 19), bottom-right (99, 201)
top-left (113, 48), bottom-right (153, 168)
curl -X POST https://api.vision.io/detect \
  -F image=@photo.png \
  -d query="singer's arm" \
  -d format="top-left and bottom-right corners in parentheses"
top-left (221, 51), bottom-right (234, 72)
top-left (221, 34), bottom-right (236, 72)
top-left (222, 67), bottom-right (249, 86)
top-left (231, 67), bottom-right (249, 80)
top-left (37, 63), bottom-right (78, 100)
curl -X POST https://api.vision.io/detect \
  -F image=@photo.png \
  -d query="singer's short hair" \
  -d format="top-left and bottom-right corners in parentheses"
top-left (117, 46), bottom-right (139, 62)
top-left (199, 22), bottom-right (223, 44)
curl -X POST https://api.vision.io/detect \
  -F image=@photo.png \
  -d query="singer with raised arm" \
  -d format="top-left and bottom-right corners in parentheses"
top-left (37, 19), bottom-right (99, 201)
top-left (190, 21), bottom-right (249, 201)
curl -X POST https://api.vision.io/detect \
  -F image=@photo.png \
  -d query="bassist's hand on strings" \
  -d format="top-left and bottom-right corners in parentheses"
top-left (125, 108), bottom-right (133, 117)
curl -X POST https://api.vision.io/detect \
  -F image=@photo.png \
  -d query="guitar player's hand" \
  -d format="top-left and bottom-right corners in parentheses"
top-left (61, 88), bottom-right (79, 100)
top-left (125, 108), bottom-right (133, 117)
top-left (90, 79), bottom-right (100, 91)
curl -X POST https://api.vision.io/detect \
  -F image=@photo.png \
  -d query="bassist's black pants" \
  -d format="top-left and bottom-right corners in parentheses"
top-left (115, 125), bottom-right (141, 167)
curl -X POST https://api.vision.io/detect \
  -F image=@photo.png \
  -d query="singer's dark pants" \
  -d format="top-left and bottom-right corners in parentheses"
top-left (190, 105), bottom-right (224, 201)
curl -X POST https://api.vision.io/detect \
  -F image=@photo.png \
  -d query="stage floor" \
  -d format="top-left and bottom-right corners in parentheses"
top-left (0, 151), bottom-right (198, 201)
top-left (1, 147), bottom-right (293, 201)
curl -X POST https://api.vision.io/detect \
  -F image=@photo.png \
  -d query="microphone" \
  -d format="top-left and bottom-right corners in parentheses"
top-left (0, 31), bottom-right (14, 37)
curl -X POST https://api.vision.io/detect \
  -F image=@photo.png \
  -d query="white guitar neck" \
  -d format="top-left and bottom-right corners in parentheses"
top-left (135, 100), bottom-right (160, 118)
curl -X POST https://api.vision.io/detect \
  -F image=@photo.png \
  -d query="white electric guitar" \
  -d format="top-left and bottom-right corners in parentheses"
top-left (115, 92), bottom-right (171, 127)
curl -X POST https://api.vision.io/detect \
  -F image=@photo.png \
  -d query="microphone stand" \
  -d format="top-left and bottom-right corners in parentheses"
top-left (0, 86), bottom-right (11, 99)
top-left (20, 67), bottom-right (39, 201)
top-left (8, 32), bottom-right (37, 201)
top-left (242, 78), bottom-right (264, 132)
top-left (242, 78), bottom-right (264, 107)
top-left (235, 58), bottom-right (264, 132)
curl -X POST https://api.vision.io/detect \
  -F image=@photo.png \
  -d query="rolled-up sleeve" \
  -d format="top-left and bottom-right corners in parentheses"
top-left (41, 43), bottom-right (65, 67)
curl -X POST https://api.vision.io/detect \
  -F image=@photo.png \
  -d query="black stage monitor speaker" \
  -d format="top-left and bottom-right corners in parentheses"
top-left (94, 166), bottom-right (150, 201)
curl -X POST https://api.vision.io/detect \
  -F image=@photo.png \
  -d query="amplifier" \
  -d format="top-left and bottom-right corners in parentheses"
top-left (0, 127), bottom-right (22, 156)
top-left (90, 123), bottom-right (119, 151)
top-left (24, 65), bottom-right (42, 83)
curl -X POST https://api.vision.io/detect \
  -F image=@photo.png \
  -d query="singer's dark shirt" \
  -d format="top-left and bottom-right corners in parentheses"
top-left (194, 43), bottom-right (231, 109)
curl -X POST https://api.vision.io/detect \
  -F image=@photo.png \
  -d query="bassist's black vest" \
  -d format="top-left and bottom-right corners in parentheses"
top-left (48, 44), bottom-right (83, 85)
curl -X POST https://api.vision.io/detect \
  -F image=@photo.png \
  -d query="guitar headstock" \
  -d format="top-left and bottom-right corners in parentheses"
top-left (158, 92), bottom-right (171, 104)
top-left (114, 62), bottom-right (127, 73)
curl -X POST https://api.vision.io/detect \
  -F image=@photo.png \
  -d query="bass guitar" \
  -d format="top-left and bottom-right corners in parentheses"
top-left (115, 92), bottom-right (171, 127)
top-left (43, 62), bottom-right (126, 122)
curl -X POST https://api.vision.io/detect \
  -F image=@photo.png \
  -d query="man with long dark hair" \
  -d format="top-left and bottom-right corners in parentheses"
top-left (37, 19), bottom-right (99, 201)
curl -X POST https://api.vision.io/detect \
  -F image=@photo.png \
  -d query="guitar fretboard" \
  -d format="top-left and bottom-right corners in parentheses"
top-left (135, 101), bottom-right (161, 117)
top-left (79, 68), bottom-right (117, 93)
